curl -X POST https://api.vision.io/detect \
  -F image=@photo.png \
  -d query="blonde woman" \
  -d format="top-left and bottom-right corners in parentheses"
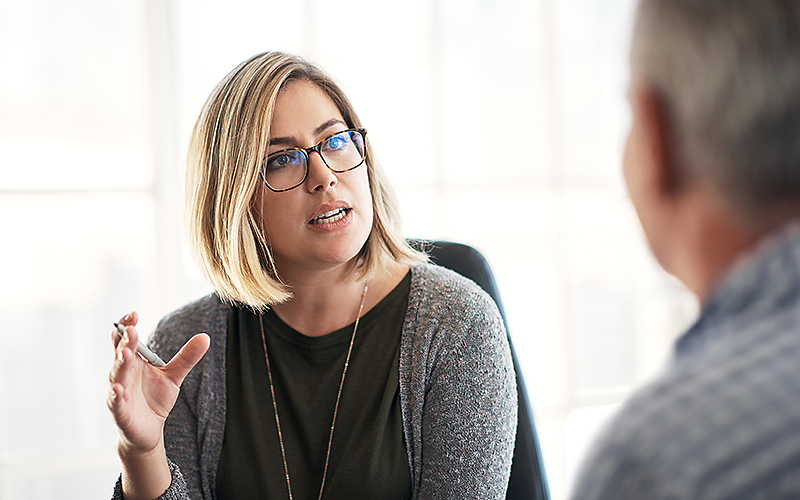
top-left (108, 52), bottom-right (516, 500)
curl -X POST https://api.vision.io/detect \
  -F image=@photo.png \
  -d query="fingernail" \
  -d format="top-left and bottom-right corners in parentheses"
top-left (118, 351), bottom-right (124, 362)
top-left (123, 313), bottom-right (132, 322)
top-left (122, 329), bottom-right (129, 341)
top-left (110, 388), bottom-right (117, 399)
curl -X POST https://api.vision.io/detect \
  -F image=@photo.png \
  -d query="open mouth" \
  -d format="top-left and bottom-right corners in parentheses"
top-left (309, 208), bottom-right (350, 225)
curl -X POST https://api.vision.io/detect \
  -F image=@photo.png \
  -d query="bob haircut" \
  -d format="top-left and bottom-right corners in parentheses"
top-left (185, 51), bottom-right (425, 309)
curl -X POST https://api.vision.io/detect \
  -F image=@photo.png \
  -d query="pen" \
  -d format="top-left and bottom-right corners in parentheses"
top-left (113, 322), bottom-right (167, 367)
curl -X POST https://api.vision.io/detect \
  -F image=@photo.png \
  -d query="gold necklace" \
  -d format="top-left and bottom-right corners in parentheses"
top-left (258, 282), bottom-right (369, 500)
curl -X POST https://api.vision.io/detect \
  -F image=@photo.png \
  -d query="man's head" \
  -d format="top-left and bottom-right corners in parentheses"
top-left (624, 0), bottom-right (800, 293)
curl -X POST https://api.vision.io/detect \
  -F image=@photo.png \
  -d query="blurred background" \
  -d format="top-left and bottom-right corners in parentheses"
top-left (0, 0), bottom-right (698, 498)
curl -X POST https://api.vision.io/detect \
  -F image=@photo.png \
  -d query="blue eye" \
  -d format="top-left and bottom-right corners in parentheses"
top-left (325, 133), bottom-right (351, 151)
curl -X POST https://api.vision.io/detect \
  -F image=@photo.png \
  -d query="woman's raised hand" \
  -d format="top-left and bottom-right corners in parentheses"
top-left (107, 312), bottom-right (210, 499)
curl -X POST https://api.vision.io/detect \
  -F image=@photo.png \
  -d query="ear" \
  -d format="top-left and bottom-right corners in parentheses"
top-left (630, 83), bottom-right (680, 198)
top-left (624, 81), bottom-right (688, 281)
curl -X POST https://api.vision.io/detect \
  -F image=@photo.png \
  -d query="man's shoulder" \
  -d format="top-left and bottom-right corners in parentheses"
top-left (572, 314), bottom-right (800, 499)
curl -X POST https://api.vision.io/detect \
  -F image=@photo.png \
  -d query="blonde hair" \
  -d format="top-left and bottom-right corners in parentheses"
top-left (185, 51), bottom-right (425, 309)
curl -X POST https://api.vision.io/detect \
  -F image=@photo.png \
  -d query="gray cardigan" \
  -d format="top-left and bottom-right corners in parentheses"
top-left (113, 263), bottom-right (517, 499)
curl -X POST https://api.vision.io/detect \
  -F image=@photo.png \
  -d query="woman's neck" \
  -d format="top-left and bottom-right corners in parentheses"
top-left (270, 262), bottom-right (409, 337)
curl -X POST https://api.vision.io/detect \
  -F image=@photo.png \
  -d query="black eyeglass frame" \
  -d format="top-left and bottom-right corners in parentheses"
top-left (260, 127), bottom-right (368, 192)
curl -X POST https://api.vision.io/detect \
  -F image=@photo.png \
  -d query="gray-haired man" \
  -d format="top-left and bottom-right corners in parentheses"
top-left (572, 1), bottom-right (800, 498)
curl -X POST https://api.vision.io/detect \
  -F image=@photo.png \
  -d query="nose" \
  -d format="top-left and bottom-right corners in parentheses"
top-left (305, 151), bottom-right (337, 192)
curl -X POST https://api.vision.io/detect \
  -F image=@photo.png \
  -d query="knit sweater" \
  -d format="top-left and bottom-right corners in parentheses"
top-left (112, 263), bottom-right (517, 500)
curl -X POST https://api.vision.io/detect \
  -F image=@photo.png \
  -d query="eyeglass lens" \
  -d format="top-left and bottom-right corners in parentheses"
top-left (263, 129), bottom-right (366, 191)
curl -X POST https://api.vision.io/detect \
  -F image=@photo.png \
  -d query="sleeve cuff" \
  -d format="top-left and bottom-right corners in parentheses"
top-left (111, 459), bottom-right (190, 500)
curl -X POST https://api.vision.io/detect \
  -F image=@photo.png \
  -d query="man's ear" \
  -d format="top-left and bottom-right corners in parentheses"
top-left (633, 83), bottom-right (680, 198)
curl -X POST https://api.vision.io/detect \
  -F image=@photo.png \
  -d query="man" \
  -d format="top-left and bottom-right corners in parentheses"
top-left (571, 0), bottom-right (800, 498)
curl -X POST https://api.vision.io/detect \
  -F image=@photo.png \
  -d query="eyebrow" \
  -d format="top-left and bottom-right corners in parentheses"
top-left (268, 119), bottom-right (347, 148)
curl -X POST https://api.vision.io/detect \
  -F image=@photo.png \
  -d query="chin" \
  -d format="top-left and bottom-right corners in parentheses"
top-left (317, 240), bottom-right (367, 266)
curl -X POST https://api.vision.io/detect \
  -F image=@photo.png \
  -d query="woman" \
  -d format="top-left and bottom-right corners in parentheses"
top-left (108, 51), bottom-right (517, 500)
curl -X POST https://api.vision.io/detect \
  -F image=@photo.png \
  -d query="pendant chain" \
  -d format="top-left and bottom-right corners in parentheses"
top-left (259, 282), bottom-right (369, 500)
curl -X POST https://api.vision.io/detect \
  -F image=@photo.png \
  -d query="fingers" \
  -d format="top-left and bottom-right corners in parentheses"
top-left (107, 381), bottom-right (127, 418)
top-left (164, 334), bottom-right (211, 387)
top-left (109, 325), bottom-right (142, 394)
top-left (111, 312), bottom-right (139, 347)
top-left (107, 328), bottom-right (141, 432)
top-left (107, 314), bottom-right (210, 421)
top-left (121, 311), bottom-right (139, 327)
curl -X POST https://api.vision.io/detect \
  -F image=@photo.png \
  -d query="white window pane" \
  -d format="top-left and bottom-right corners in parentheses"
top-left (0, 194), bottom-right (158, 500)
top-left (0, 1), bottom-right (151, 191)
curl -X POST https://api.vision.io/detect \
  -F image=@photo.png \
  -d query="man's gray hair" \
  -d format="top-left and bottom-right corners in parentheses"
top-left (632, 0), bottom-right (800, 220)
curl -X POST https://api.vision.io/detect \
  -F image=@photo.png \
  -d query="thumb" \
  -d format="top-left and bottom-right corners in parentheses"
top-left (164, 333), bottom-right (211, 387)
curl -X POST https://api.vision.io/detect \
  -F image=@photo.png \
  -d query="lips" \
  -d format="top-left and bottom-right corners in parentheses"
top-left (309, 208), bottom-right (350, 225)
top-left (308, 201), bottom-right (353, 225)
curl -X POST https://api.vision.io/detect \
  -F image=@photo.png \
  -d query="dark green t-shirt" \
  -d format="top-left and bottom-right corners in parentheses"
top-left (216, 273), bottom-right (412, 500)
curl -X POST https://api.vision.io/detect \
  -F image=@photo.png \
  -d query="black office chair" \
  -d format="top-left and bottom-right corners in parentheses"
top-left (410, 240), bottom-right (551, 500)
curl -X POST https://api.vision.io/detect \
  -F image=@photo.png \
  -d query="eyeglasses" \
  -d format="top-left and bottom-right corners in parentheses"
top-left (261, 128), bottom-right (368, 192)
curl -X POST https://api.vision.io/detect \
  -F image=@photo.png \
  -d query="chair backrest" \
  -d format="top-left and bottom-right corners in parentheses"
top-left (410, 240), bottom-right (551, 500)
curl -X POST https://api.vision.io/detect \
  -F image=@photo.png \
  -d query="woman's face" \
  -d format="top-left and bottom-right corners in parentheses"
top-left (257, 79), bottom-right (374, 278)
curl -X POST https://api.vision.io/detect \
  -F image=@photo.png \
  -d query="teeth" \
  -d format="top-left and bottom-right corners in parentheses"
top-left (310, 208), bottom-right (347, 224)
